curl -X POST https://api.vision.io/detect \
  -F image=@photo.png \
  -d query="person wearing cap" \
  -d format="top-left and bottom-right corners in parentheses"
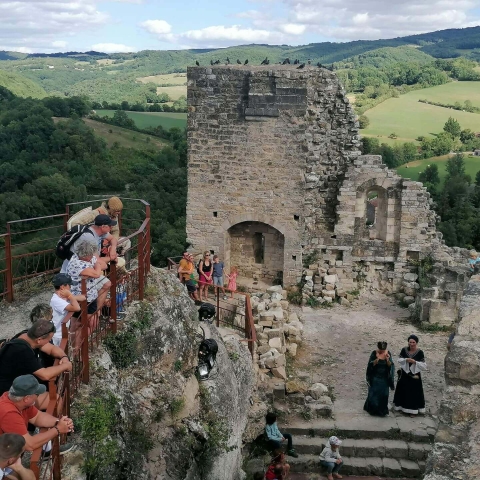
top-left (0, 433), bottom-right (35, 480)
top-left (178, 252), bottom-right (199, 302)
top-left (50, 274), bottom-right (85, 347)
top-left (0, 375), bottom-right (73, 454)
top-left (319, 436), bottom-right (343, 480)
top-left (0, 321), bottom-right (72, 410)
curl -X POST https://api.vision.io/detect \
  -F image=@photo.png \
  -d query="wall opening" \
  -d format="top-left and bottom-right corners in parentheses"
top-left (364, 187), bottom-right (387, 241)
top-left (226, 221), bottom-right (284, 284)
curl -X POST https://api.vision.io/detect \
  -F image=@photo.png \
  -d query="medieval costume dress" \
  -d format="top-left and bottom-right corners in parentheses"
top-left (364, 350), bottom-right (395, 417)
top-left (393, 347), bottom-right (426, 415)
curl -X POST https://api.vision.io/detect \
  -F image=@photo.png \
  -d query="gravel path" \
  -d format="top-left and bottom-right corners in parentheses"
top-left (292, 293), bottom-right (449, 417)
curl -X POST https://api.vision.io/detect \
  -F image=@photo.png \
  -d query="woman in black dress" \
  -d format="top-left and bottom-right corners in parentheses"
top-left (364, 341), bottom-right (395, 417)
top-left (393, 334), bottom-right (426, 415)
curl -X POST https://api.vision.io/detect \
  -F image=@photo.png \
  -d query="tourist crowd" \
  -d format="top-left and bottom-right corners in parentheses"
top-left (177, 250), bottom-right (238, 303)
top-left (0, 197), bottom-right (130, 476)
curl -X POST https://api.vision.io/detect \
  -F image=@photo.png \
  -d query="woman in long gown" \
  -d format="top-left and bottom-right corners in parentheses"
top-left (364, 341), bottom-right (395, 417)
top-left (393, 334), bottom-right (426, 415)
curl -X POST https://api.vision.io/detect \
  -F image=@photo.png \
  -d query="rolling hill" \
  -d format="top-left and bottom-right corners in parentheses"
top-left (0, 69), bottom-right (46, 98)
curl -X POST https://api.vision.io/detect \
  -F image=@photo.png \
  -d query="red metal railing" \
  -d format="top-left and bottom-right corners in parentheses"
top-left (167, 257), bottom-right (257, 358)
top-left (2, 198), bottom-right (151, 479)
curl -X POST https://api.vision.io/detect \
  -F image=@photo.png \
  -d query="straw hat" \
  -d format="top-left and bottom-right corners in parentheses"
top-left (107, 196), bottom-right (123, 212)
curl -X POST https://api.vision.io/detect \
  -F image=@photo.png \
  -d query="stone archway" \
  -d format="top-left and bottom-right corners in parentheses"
top-left (226, 221), bottom-right (285, 285)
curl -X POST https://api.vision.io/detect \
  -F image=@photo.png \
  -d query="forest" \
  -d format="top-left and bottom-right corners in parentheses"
top-left (0, 87), bottom-right (187, 267)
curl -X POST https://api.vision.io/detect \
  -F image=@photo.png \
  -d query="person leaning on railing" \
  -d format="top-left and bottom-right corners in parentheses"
top-left (0, 433), bottom-right (35, 480)
top-left (0, 375), bottom-right (74, 455)
top-left (0, 321), bottom-right (72, 411)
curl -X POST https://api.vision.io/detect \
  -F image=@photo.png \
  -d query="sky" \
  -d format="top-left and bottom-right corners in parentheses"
top-left (0, 0), bottom-right (479, 54)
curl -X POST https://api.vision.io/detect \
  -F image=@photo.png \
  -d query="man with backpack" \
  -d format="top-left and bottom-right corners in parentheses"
top-left (58, 214), bottom-right (118, 273)
top-left (0, 321), bottom-right (72, 410)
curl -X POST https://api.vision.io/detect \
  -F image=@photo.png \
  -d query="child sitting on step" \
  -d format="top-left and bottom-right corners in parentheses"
top-left (319, 436), bottom-right (343, 480)
top-left (265, 412), bottom-right (298, 458)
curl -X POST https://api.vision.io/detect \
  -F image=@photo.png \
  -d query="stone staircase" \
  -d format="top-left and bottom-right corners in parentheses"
top-left (282, 413), bottom-right (436, 479)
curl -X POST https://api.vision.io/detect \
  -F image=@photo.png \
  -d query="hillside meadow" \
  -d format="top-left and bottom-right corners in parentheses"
top-left (396, 154), bottom-right (480, 184)
top-left (95, 110), bottom-right (187, 130)
top-left (361, 81), bottom-right (480, 143)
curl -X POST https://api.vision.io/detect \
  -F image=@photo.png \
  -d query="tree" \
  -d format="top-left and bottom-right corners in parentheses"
top-left (418, 164), bottom-right (440, 186)
top-left (358, 115), bottom-right (370, 129)
top-left (443, 117), bottom-right (461, 138)
top-left (460, 129), bottom-right (475, 144)
top-left (446, 153), bottom-right (467, 179)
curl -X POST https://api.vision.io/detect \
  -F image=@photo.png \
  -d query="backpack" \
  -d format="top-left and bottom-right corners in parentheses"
top-left (56, 224), bottom-right (93, 260)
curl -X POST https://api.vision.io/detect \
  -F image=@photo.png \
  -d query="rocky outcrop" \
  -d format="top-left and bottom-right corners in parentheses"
top-left (424, 275), bottom-right (480, 480)
top-left (65, 268), bottom-right (259, 480)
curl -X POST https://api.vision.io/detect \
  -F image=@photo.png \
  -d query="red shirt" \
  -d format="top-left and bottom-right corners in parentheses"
top-left (0, 392), bottom-right (38, 435)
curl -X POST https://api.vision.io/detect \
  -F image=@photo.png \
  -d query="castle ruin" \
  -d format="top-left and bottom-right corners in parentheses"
top-left (186, 65), bottom-right (469, 320)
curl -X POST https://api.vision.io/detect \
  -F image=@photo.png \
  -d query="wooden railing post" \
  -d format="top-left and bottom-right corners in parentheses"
top-left (4, 227), bottom-right (13, 302)
top-left (138, 233), bottom-right (145, 301)
top-left (81, 279), bottom-right (89, 384)
top-left (110, 263), bottom-right (117, 334)
top-left (145, 206), bottom-right (151, 274)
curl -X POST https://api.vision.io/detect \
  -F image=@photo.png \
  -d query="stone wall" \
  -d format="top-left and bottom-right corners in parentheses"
top-left (186, 65), bottom-right (468, 321)
top-left (424, 275), bottom-right (480, 480)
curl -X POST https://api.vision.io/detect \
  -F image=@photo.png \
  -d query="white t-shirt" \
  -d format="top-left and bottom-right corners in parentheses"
top-left (50, 293), bottom-right (70, 346)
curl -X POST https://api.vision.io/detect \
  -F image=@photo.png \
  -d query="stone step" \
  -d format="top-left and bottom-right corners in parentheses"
top-left (293, 437), bottom-right (432, 461)
top-left (288, 454), bottom-right (424, 478)
top-left (282, 414), bottom-right (436, 443)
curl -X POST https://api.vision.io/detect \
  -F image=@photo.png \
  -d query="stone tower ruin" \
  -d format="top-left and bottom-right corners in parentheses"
top-left (186, 65), bottom-right (466, 309)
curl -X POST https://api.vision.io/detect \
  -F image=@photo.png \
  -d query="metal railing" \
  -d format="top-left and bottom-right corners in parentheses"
top-left (0, 199), bottom-right (151, 479)
top-left (167, 257), bottom-right (257, 358)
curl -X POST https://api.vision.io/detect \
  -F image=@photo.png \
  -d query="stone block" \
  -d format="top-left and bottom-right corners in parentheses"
top-left (308, 383), bottom-right (328, 399)
top-left (325, 284), bottom-right (335, 291)
top-left (306, 402), bottom-right (333, 418)
top-left (324, 274), bottom-right (337, 284)
top-left (273, 382), bottom-right (285, 401)
top-left (271, 292), bottom-right (283, 302)
top-left (384, 439), bottom-right (408, 458)
top-left (272, 367), bottom-right (287, 380)
top-left (259, 320), bottom-right (273, 328)
top-left (286, 379), bottom-right (308, 393)
top-left (288, 312), bottom-right (300, 323)
top-left (339, 297), bottom-right (350, 306)
top-left (287, 392), bottom-right (305, 405)
top-left (322, 290), bottom-right (336, 298)
top-left (365, 457), bottom-right (383, 476)
top-left (267, 285), bottom-right (283, 294)
top-left (266, 328), bottom-right (282, 339)
top-left (257, 345), bottom-right (271, 355)
top-left (260, 313), bottom-right (275, 322)
top-left (269, 307), bottom-right (284, 321)
top-left (287, 343), bottom-right (298, 357)
top-left (399, 459), bottom-right (421, 477)
top-left (323, 296), bottom-right (333, 303)
top-left (269, 337), bottom-right (283, 350)
top-left (408, 443), bottom-right (431, 460)
top-left (404, 273), bottom-right (419, 282)
top-left (382, 458), bottom-right (401, 477)
top-left (403, 296), bottom-right (415, 306)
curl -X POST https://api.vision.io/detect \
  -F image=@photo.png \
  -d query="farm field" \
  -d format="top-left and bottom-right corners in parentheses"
top-left (82, 118), bottom-right (168, 149)
top-left (95, 110), bottom-right (187, 130)
top-left (396, 154), bottom-right (480, 183)
top-left (362, 82), bottom-right (480, 143)
top-left (156, 85), bottom-right (186, 100)
top-left (136, 73), bottom-right (187, 85)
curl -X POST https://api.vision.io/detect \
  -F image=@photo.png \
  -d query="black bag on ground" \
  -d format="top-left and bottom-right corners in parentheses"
top-left (56, 224), bottom-right (93, 260)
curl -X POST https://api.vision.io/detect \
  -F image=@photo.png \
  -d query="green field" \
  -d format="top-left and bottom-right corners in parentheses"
top-left (53, 117), bottom-right (169, 150)
top-left (95, 110), bottom-right (187, 130)
top-left (396, 154), bottom-right (480, 183)
top-left (362, 82), bottom-right (480, 143)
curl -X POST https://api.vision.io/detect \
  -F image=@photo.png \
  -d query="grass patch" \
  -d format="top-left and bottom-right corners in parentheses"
top-left (362, 82), bottom-right (480, 144)
top-left (81, 118), bottom-right (168, 150)
top-left (396, 154), bottom-right (480, 185)
top-left (156, 85), bottom-right (187, 100)
top-left (419, 323), bottom-right (455, 333)
top-left (95, 109), bottom-right (187, 130)
top-left (169, 397), bottom-right (185, 417)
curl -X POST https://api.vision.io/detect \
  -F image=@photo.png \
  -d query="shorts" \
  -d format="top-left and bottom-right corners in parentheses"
top-left (73, 299), bottom-right (98, 317)
top-left (213, 276), bottom-right (224, 287)
top-left (185, 280), bottom-right (197, 293)
top-left (95, 275), bottom-right (110, 291)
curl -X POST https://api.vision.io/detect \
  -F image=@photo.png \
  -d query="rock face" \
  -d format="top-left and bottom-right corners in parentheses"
top-left (424, 275), bottom-right (480, 480)
top-left (185, 64), bottom-right (470, 324)
top-left (65, 268), bottom-right (258, 480)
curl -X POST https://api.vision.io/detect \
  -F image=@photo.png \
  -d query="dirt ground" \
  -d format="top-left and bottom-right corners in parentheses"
top-left (292, 293), bottom-right (448, 417)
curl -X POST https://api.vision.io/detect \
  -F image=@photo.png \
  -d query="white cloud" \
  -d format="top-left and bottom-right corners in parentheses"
top-left (283, 0), bottom-right (480, 40)
top-left (91, 42), bottom-right (137, 53)
top-left (279, 23), bottom-right (306, 35)
top-left (0, 0), bottom-right (109, 52)
top-left (140, 19), bottom-right (172, 35)
top-left (52, 40), bottom-right (68, 49)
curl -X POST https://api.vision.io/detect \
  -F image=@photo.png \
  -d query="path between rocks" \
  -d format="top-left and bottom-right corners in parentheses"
top-left (292, 293), bottom-right (448, 417)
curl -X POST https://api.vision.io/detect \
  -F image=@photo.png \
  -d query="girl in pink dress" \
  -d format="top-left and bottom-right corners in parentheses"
top-left (226, 266), bottom-right (238, 298)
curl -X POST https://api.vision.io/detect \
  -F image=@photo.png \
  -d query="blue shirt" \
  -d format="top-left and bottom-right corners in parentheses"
top-left (265, 422), bottom-right (283, 441)
top-left (212, 262), bottom-right (224, 277)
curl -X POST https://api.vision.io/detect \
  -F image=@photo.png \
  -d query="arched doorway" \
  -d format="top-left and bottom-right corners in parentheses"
top-left (226, 221), bottom-right (285, 285)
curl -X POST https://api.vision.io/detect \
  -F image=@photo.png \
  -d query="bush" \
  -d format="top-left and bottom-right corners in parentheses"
top-left (358, 115), bottom-right (370, 129)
